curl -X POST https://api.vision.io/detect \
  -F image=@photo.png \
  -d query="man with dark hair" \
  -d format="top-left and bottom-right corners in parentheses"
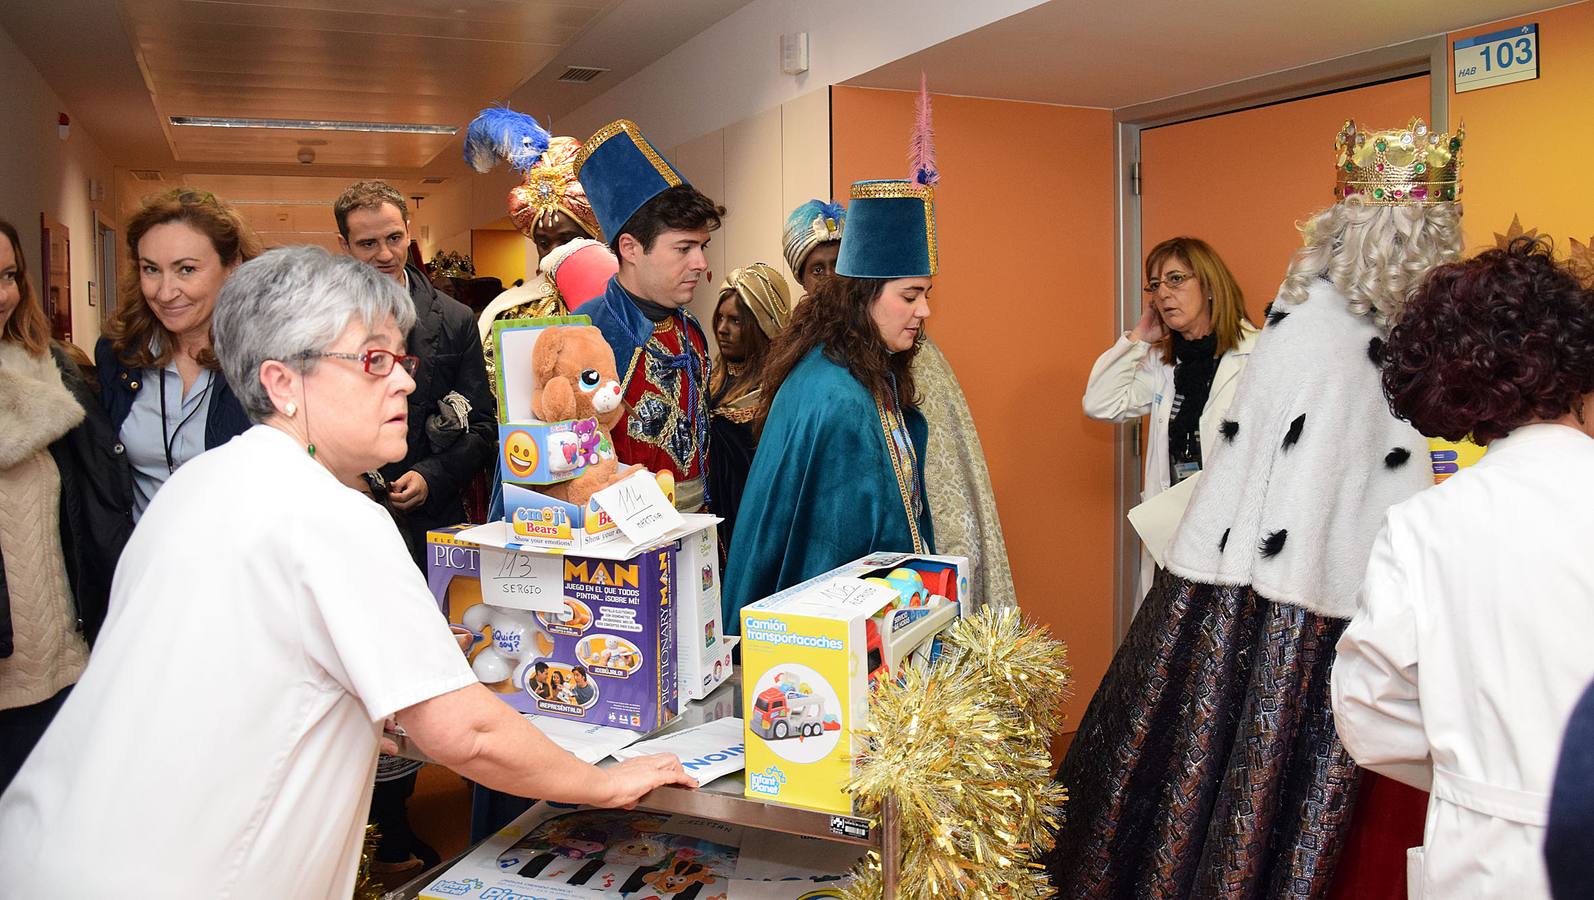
top-left (570, 666), bottom-right (596, 705)
top-left (333, 179), bottom-right (496, 560)
top-left (574, 121), bottom-right (724, 512)
top-left (333, 179), bottom-right (497, 884)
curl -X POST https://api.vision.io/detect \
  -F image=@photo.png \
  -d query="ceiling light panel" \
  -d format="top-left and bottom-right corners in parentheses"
top-left (170, 116), bottom-right (457, 134)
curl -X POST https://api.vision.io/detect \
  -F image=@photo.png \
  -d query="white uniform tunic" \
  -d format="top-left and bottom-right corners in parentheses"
top-left (1333, 423), bottom-right (1594, 898)
top-left (1083, 324), bottom-right (1256, 602)
top-left (0, 426), bottom-right (476, 898)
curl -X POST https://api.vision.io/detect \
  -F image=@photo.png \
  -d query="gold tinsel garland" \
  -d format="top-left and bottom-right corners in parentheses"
top-left (353, 823), bottom-right (384, 900)
top-left (842, 606), bottom-right (1071, 900)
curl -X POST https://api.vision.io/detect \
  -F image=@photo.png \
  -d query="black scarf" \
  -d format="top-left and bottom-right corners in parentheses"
top-left (1168, 331), bottom-right (1220, 482)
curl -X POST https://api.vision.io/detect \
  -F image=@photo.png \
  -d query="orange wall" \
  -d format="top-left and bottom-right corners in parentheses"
top-left (1449, 2), bottom-right (1594, 252)
top-left (470, 228), bottom-right (528, 286)
top-left (831, 87), bottom-right (1118, 733)
top-left (1142, 76), bottom-right (1432, 323)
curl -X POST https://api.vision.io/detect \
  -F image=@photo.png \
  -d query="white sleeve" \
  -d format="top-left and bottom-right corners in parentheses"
top-left (298, 499), bottom-right (477, 722)
top-left (1332, 513), bottom-right (1434, 791)
top-left (1082, 333), bottom-right (1159, 422)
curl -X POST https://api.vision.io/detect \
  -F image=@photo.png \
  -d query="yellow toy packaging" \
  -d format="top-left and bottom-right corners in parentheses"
top-left (739, 552), bottom-right (969, 816)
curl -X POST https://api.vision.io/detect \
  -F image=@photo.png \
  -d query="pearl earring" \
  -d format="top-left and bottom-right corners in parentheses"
top-left (285, 402), bottom-right (298, 417)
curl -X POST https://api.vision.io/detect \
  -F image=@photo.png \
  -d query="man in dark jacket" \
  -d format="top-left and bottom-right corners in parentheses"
top-left (334, 181), bottom-right (496, 568)
top-left (333, 180), bottom-right (497, 883)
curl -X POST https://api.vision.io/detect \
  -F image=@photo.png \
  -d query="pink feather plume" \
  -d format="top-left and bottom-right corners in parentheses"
top-left (908, 72), bottom-right (938, 187)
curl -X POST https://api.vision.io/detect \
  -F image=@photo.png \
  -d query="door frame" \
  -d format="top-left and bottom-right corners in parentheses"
top-left (1108, 36), bottom-right (1448, 642)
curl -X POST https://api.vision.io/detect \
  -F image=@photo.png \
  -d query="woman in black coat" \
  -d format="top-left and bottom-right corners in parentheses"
top-left (0, 219), bottom-right (132, 792)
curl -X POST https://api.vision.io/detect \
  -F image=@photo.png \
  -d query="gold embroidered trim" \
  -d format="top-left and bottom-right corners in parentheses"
top-left (876, 397), bottom-right (925, 553)
top-left (574, 119), bottom-right (682, 188)
top-left (849, 181), bottom-right (932, 201)
top-left (714, 406), bottom-right (757, 424)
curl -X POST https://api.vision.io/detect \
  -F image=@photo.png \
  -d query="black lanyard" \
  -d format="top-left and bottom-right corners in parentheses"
top-left (159, 367), bottom-right (213, 474)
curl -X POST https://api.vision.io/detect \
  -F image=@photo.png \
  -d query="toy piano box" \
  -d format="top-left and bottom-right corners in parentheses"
top-left (738, 552), bottom-right (968, 815)
top-left (492, 315), bottom-right (607, 487)
top-left (417, 800), bottom-right (860, 899)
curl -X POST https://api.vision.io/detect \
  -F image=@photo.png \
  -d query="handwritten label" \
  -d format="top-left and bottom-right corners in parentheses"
top-left (591, 469), bottom-right (684, 546)
top-left (480, 545), bottom-right (566, 613)
top-left (811, 577), bottom-right (900, 613)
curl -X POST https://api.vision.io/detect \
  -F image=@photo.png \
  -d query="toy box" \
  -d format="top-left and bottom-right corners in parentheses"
top-left (492, 315), bottom-right (605, 488)
top-left (673, 524), bottom-right (735, 701)
top-left (739, 552), bottom-right (969, 815)
top-left (417, 801), bottom-right (860, 899)
top-left (426, 526), bottom-right (679, 732)
top-left (503, 481), bottom-right (625, 551)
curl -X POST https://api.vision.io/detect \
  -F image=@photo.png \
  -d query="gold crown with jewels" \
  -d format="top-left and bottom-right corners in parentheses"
top-left (1334, 117), bottom-right (1463, 205)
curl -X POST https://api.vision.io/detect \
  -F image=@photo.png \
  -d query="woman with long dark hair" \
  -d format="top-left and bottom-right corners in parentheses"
top-left (707, 263), bottom-right (792, 553)
top-left (722, 180), bottom-right (936, 632)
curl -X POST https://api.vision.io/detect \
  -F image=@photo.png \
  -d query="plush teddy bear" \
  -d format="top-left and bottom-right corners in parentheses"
top-left (529, 325), bottom-right (637, 506)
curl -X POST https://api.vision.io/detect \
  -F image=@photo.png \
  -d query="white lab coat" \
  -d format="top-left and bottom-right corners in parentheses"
top-left (1333, 423), bottom-right (1594, 899)
top-left (1082, 324), bottom-right (1257, 602)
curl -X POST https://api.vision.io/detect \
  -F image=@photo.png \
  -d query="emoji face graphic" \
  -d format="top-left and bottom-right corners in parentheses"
top-left (504, 430), bottom-right (539, 479)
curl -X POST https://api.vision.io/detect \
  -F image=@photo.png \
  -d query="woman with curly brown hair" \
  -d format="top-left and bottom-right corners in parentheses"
top-left (95, 189), bottom-right (262, 520)
top-left (1333, 237), bottom-right (1594, 898)
top-left (721, 180), bottom-right (937, 632)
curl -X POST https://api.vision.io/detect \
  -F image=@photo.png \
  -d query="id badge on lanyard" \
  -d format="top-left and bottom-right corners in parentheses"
top-left (1172, 460), bottom-right (1201, 484)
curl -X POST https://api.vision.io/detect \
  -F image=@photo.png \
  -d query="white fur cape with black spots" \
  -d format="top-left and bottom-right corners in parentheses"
top-left (1164, 277), bottom-right (1432, 620)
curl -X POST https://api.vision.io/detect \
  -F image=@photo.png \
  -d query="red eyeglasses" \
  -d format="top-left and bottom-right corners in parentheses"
top-left (297, 349), bottom-right (419, 376)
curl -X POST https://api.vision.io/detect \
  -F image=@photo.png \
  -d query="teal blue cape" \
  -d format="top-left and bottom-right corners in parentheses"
top-left (722, 346), bottom-right (933, 634)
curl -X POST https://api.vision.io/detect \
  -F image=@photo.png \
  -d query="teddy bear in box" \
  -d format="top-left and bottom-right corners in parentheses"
top-left (530, 325), bottom-right (638, 506)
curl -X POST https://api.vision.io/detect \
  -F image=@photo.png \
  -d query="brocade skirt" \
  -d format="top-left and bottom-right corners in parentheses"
top-left (1048, 568), bottom-right (1361, 899)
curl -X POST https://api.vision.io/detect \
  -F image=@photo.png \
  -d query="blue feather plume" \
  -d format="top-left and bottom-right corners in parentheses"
top-left (463, 107), bottom-right (551, 174)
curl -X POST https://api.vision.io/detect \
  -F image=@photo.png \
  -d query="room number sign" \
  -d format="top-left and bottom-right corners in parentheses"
top-left (1454, 24), bottom-right (1538, 94)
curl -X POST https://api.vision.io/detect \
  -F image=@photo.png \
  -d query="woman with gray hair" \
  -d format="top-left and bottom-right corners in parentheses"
top-left (0, 247), bottom-right (694, 897)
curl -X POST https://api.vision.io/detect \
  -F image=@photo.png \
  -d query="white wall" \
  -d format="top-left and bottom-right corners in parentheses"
top-left (664, 88), bottom-right (831, 354)
top-left (0, 23), bottom-right (116, 353)
top-left (558, 0), bottom-right (1049, 149)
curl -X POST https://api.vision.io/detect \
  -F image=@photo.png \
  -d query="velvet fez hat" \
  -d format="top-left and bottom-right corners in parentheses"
top-left (834, 180), bottom-right (937, 279)
top-left (574, 119), bottom-right (688, 242)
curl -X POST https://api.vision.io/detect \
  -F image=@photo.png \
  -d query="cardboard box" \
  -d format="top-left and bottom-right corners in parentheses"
top-left (739, 552), bottom-right (968, 815)
top-left (673, 524), bottom-right (735, 701)
top-left (503, 481), bottom-right (625, 552)
top-left (425, 526), bottom-right (679, 733)
top-left (417, 801), bottom-right (861, 899)
top-left (491, 315), bottom-right (605, 488)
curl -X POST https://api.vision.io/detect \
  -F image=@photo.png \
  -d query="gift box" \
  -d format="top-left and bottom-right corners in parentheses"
top-left (673, 524), bottom-right (735, 702)
top-left (739, 552), bottom-right (969, 815)
top-left (492, 316), bottom-right (602, 488)
top-left (426, 525), bottom-right (684, 733)
top-left (503, 481), bottom-right (625, 552)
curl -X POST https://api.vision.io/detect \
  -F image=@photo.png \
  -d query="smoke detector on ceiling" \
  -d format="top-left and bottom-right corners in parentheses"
top-left (297, 147), bottom-right (315, 164)
top-left (556, 65), bottom-right (609, 84)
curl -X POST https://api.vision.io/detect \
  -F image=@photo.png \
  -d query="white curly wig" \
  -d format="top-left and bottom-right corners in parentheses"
top-left (1278, 198), bottom-right (1463, 328)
